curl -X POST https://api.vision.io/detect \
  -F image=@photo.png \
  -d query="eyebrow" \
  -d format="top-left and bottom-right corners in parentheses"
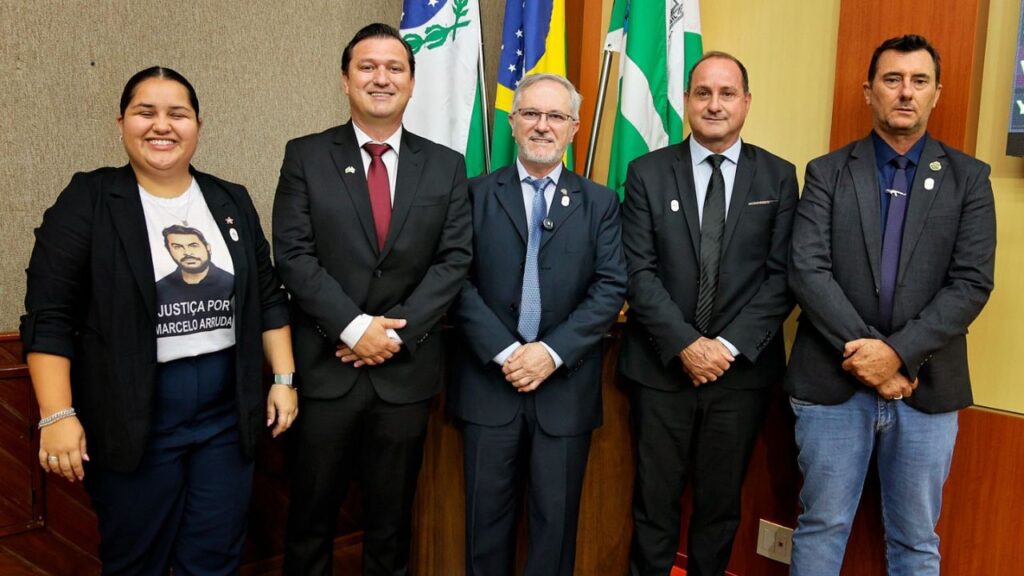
top-left (130, 102), bottom-right (192, 112)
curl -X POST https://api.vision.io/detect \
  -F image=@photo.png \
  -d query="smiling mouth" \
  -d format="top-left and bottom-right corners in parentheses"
top-left (147, 139), bottom-right (177, 146)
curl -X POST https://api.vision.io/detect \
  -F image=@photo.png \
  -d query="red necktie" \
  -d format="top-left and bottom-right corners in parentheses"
top-left (363, 142), bottom-right (392, 251)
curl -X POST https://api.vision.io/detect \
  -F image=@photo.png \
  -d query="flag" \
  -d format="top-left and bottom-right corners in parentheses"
top-left (606, 0), bottom-right (702, 198)
top-left (400, 0), bottom-right (488, 177)
top-left (491, 0), bottom-right (571, 170)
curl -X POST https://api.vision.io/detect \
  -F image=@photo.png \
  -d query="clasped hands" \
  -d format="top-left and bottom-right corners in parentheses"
top-left (842, 338), bottom-right (918, 400)
top-left (503, 342), bottom-right (556, 393)
top-left (336, 316), bottom-right (406, 368)
top-left (679, 336), bottom-right (735, 386)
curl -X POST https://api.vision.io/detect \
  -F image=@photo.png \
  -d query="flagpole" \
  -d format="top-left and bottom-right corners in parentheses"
top-left (478, 40), bottom-right (491, 174)
top-left (585, 49), bottom-right (613, 180)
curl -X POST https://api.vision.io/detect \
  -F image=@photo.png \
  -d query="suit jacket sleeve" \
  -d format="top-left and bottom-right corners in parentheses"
top-left (789, 158), bottom-right (888, 351)
top-left (718, 162), bottom-right (798, 362)
top-left (886, 160), bottom-right (995, 379)
top-left (541, 188), bottom-right (627, 367)
top-left (21, 173), bottom-right (94, 359)
top-left (386, 156), bottom-right (473, 355)
top-left (272, 139), bottom-right (365, 340)
top-left (236, 184), bottom-right (289, 331)
top-left (450, 276), bottom-right (520, 365)
top-left (621, 161), bottom-right (702, 365)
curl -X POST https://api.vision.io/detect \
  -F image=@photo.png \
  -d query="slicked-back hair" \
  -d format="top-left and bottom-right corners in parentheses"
top-left (341, 22), bottom-right (416, 78)
top-left (119, 66), bottom-right (200, 117)
top-left (867, 34), bottom-right (941, 84)
top-left (686, 51), bottom-right (750, 94)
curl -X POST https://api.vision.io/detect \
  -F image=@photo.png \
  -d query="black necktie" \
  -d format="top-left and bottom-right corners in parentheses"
top-left (695, 154), bottom-right (726, 334)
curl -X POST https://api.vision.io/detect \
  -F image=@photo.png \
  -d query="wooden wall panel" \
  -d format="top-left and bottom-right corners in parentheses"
top-left (830, 0), bottom-right (990, 152)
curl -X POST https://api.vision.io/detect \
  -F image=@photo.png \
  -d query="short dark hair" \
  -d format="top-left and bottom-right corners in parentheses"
top-left (686, 51), bottom-right (750, 94)
top-left (867, 35), bottom-right (941, 84)
top-left (162, 225), bottom-right (209, 249)
top-left (341, 23), bottom-right (415, 78)
top-left (119, 66), bottom-right (200, 117)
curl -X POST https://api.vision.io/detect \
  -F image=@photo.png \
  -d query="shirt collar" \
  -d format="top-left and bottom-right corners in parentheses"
top-left (352, 122), bottom-right (403, 156)
top-left (871, 130), bottom-right (927, 168)
top-left (516, 158), bottom-right (563, 186)
top-left (690, 136), bottom-right (742, 166)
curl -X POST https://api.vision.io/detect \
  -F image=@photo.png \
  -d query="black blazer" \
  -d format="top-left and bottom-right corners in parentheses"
top-left (786, 135), bottom-right (996, 413)
top-left (447, 165), bottom-right (627, 437)
top-left (619, 139), bottom-right (798, 391)
top-left (21, 165), bottom-right (290, 472)
top-left (272, 122), bottom-right (472, 403)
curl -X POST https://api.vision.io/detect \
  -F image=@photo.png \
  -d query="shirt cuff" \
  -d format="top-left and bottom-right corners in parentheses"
top-left (540, 342), bottom-right (564, 369)
top-left (340, 314), bottom-right (373, 348)
top-left (493, 342), bottom-right (521, 366)
top-left (716, 336), bottom-right (740, 358)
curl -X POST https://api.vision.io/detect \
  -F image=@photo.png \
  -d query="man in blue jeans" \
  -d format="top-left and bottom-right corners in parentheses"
top-left (786, 34), bottom-right (996, 575)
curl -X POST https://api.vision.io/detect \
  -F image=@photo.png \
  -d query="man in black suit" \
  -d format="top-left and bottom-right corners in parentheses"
top-left (619, 52), bottom-right (798, 576)
top-left (447, 73), bottom-right (626, 576)
top-left (272, 23), bottom-right (471, 576)
top-left (787, 35), bottom-right (996, 576)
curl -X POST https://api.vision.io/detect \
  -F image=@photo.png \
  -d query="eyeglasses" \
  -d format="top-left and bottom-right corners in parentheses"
top-left (514, 108), bottom-right (577, 126)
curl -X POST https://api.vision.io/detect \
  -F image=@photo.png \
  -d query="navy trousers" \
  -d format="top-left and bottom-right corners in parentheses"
top-left (84, 348), bottom-right (254, 576)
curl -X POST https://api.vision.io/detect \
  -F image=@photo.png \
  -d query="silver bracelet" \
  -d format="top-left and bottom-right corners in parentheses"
top-left (38, 407), bottom-right (76, 429)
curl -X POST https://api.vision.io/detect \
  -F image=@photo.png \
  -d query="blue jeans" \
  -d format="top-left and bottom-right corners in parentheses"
top-left (789, 388), bottom-right (958, 576)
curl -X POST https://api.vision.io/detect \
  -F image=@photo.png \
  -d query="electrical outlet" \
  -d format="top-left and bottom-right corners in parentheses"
top-left (756, 519), bottom-right (793, 564)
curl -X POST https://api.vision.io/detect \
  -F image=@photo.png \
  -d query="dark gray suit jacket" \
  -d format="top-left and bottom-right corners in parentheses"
top-left (447, 165), bottom-right (626, 437)
top-left (272, 122), bottom-right (472, 404)
top-left (786, 135), bottom-right (996, 413)
top-left (618, 138), bottom-right (798, 391)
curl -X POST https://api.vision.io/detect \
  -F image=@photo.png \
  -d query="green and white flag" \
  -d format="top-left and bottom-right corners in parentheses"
top-left (606, 0), bottom-right (702, 198)
top-left (400, 0), bottom-right (487, 176)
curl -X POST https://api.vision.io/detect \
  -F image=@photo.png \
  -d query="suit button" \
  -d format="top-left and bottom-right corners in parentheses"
top-left (510, 303), bottom-right (517, 311)
top-left (374, 269), bottom-right (383, 278)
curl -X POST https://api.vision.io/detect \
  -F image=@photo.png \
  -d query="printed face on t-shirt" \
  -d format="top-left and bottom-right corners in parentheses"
top-left (165, 232), bottom-right (211, 278)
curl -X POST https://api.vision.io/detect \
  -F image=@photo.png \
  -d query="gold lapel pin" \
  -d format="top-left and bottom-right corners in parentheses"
top-left (929, 161), bottom-right (941, 172)
top-left (345, 166), bottom-right (356, 174)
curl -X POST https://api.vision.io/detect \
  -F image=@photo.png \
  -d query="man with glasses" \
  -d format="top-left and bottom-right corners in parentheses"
top-left (447, 73), bottom-right (626, 576)
top-left (619, 52), bottom-right (798, 576)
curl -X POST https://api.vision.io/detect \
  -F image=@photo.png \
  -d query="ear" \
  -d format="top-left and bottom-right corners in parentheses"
top-left (862, 80), bottom-right (871, 105)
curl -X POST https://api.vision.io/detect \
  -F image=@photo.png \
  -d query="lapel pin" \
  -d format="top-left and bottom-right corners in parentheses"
top-left (225, 217), bottom-right (234, 225)
top-left (542, 218), bottom-right (554, 231)
top-left (924, 177), bottom-right (935, 191)
top-left (229, 228), bottom-right (240, 242)
top-left (670, 199), bottom-right (680, 212)
top-left (345, 166), bottom-right (356, 174)
top-left (561, 191), bottom-right (570, 207)
top-left (929, 161), bottom-right (941, 172)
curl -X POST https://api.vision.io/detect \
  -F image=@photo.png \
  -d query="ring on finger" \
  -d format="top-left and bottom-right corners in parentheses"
top-left (47, 454), bottom-right (59, 464)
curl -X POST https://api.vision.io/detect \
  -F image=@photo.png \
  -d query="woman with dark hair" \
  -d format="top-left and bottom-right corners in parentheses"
top-left (21, 66), bottom-right (296, 575)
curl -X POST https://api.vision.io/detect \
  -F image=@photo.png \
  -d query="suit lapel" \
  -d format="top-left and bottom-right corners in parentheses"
top-left (850, 137), bottom-right (882, 289)
top-left (330, 123), bottom-right (379, 253)
top-left (898, 138), bottom-right (947, 283)
top-left (495, 165), bottom-right (529, 245)
top-left (539, 167), bottom-right (583, 251)
top-left (380, 130), bottom-right (424, 261)
top-left (722, 143), bottom-right (755, 255)
top-left (193, 171), bottom-right (248, 306)
top-left (671, 140), bottom-right (701, 261)
top-left (106, 165), bottom-right (157, 323)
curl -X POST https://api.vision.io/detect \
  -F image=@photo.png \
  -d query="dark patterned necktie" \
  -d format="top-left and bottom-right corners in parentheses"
top-left (695, 154), bottom-right (726, 334)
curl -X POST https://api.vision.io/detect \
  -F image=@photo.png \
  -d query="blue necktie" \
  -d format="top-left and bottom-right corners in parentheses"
top-left (518, 176), bottom-right (550, 341)
top-left (879, 156), bottom-right (910, 333)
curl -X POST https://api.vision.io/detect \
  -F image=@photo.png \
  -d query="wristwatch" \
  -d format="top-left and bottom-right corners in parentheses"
top-left (273, 373), bottom-right (295, 388)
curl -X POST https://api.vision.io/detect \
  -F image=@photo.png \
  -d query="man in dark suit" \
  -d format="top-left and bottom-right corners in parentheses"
top-left (272, 23), bottom-right (471, 575)
top-left (787, 35), bottom-right (996, 576)
top-left (447, 73), bottom-right (626, 576)
top-left (619, 52), bottom-right (798, 576)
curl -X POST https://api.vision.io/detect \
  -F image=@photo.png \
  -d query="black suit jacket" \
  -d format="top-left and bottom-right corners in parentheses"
top-left (619, 138), bottom-right (797, 391)
top-left (21, 165), bottom-right (290, 472)
top-left (786, 135), bottom-right (996, 413)
top-left (272, 122), bottom-right (472, 403)
top-left (447, 165), bottom-right (626, 437)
